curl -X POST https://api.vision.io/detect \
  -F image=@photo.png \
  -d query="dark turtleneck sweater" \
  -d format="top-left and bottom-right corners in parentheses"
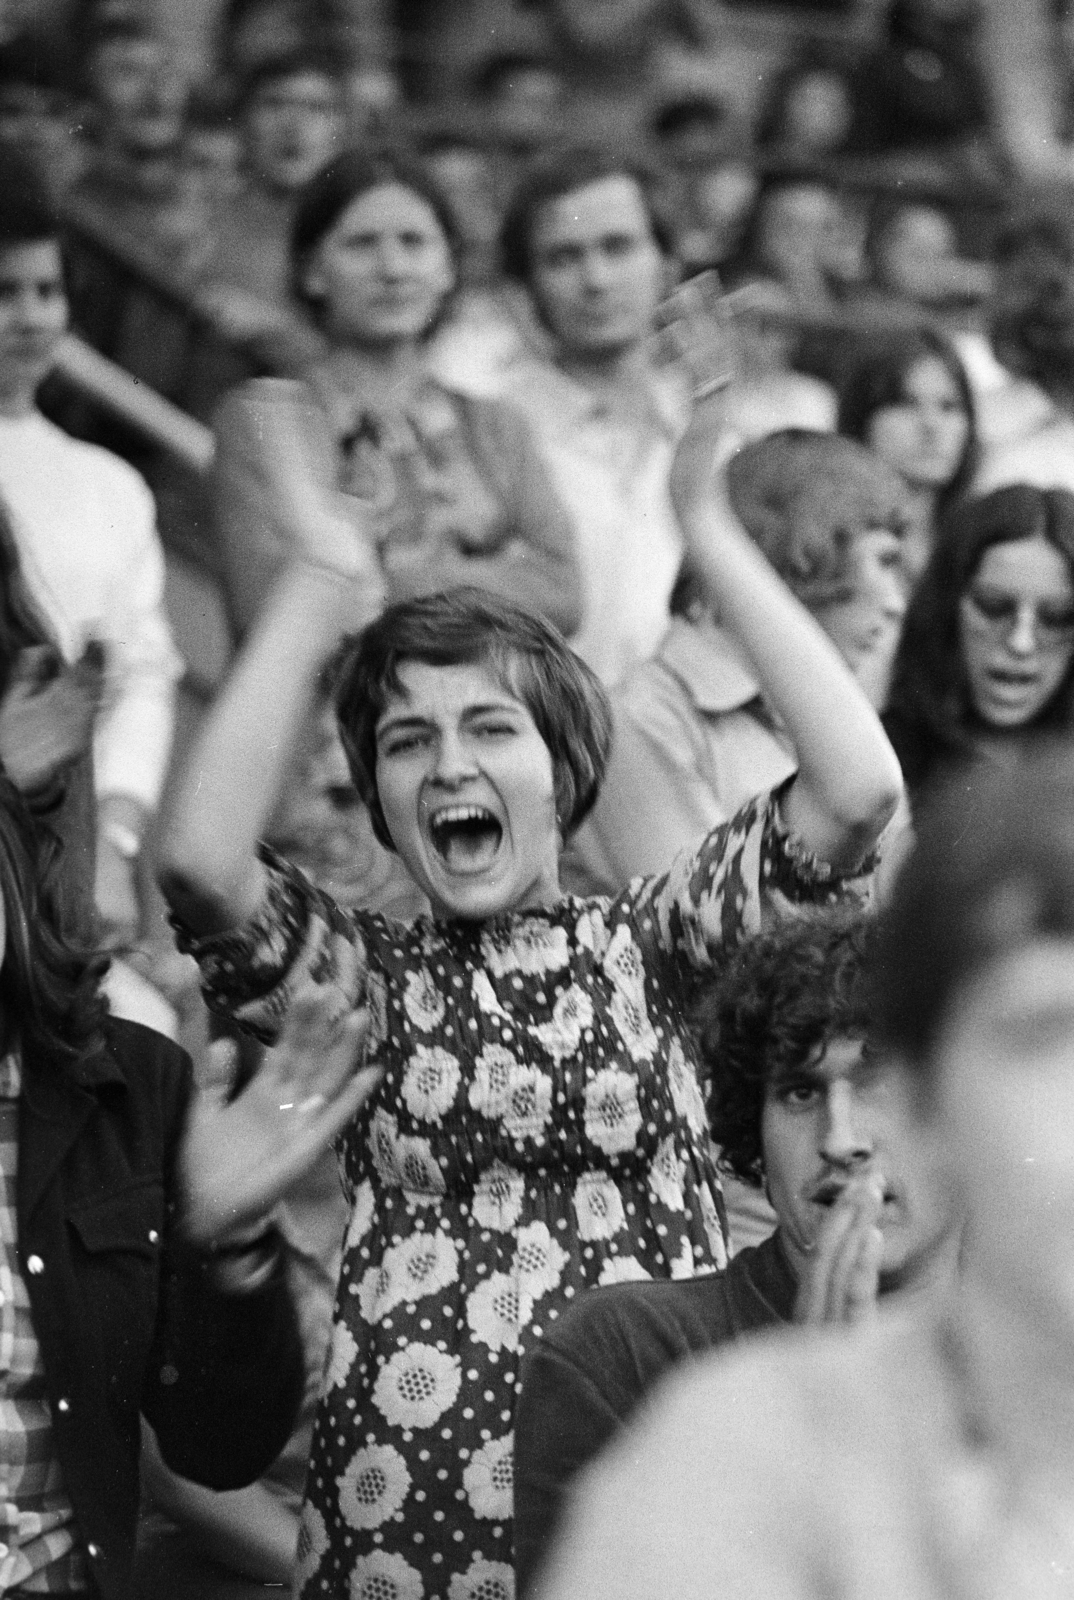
top-left (514, 1229), bottom-right (796, 1596)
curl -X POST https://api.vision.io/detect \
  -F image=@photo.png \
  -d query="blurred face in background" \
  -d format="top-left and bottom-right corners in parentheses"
top-left (933, 929), bottom-right (1074, 1342)
top-left (304, 182), bottom-right (456, 348)
top-left (0, 238), bottom-right (67, 416)
top-left (90, 34), bottom-right (189, 157)
top-left (810, 526), bottom-right (908, 709)
top-left (755, 181), bottom-right (863, 291)
top-left (243, 69), bottom-right (343, 194)
top-left (991, 229), bottom-right (1074, 392)
top-left (867, 355), bottom-right (971, 494)
top-left (526, 173), bottom-right (667, 360)
top-left (959, 536), bottom-right (1074, 730)
top-left (776, 69), bottom-right (853, 154)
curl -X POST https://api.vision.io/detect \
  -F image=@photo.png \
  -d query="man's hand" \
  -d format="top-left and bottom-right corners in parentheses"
top-left (0, 643), bottom-right (102, 796)
top-left (180, 959), bottom-right (383, 1248)
top-left (793, 1174), bottom-right (884, 1327)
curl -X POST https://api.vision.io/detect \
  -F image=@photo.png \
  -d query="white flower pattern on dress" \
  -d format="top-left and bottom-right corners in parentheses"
top-left (295, 1502), bottom-right (329, 1591)
top-left (699, 1183), bottom-right (727, 1263)
top-left (604, 926), bottom-right (659, 1061)
top-left (667, 1038), bottom-right (707, 1133)
top-left (360, 1231), bottom-right (460, 1320)
top-left (395, 1133), bottom-right (446, 1202)
top-left (462, 1434), bottom-right (513, 1521)
top-left (501, 1066), bottom-right (554, 1143)
top-left (574, 904), bottom-right (609, 958)
top-left (465, 1272), bottom-right (533, 1353)
top-left (402, 968), bottom-right (445, 1031)
top-left (402, 1045), bottom-right (461, 1122)
top-left (471, 969), bottom-right (509, 1018)
top-left (598, 1255), bottom-right (653, 1286)
top-left (482, 921), bottom-right (569, 977)
top-left (349, 1549), bottom-right (425, 1600)
top-left (514, 1221), bottom-right (568, 1301)
top-left (448, 1557), bottom-right (515, 1600)
top-left (344, 1179), bottom-right (376, 1250)
top-left (471, 1162), bottom-right (525, 1232)
top-left (648, 1135), bottom-right (687, 1212)
top-left (372, 1344), bottom-right (462, 1431)
top-left (365, 971), bottom-right (390, 1051)
top-left (585, 1068), bottom-right (643, 1156)
top-left (572, 1171), bottom-right (626, 1241)
top-left (468, 1046), bottom-right (515, 1118)
top-left (528, 983), bottom-right (593, 1063)
top-left (325, 1321), bottom-right (360, 1389)
top-left (338, 1443), bottom-right (412, 1530)
top-left (670, 1237), bottom-right (696, 1279)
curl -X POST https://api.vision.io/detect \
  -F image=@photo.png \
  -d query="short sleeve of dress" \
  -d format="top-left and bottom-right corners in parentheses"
top-left (171, 845), bottom-right (370, 1043)
top-left (625, 779), bottom-right (875, 972)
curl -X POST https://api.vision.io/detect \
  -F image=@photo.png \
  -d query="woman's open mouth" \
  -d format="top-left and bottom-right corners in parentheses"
top-left (428, 804), bottom-right (504, 874)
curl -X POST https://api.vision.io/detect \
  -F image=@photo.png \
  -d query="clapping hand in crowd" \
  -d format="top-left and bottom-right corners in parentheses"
top-left (180, 935), bottom-right (382, 1250)
top-left (793, 1173), bottom-right (885, 1326)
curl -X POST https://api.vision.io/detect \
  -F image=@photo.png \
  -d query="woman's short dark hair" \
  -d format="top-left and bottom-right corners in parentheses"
top-left (290, 146), bottom-right (462, 317)
top-left (696, 908), bottom-right (873, 1186)
top-left (0, 777), bottom-right (106, 1062)
top-left (886, 484), bottom-right (1074, 765)
top-left (727, 428), bottom-right (909, 606)
top-left (499, 143), bottom-right (678, 286)
top-left (333, 587), bottom-right (613, 851)
top-left (837, 327), bottom-right (978, 515)
top-left (870, 738), bottom-right (1074, 1071)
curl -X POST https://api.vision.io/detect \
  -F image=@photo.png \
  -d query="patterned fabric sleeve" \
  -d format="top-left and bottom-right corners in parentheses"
top-left (627, 779), bottom-right (875, 974)
top-left (171, 846), bottom-right (370, 1043)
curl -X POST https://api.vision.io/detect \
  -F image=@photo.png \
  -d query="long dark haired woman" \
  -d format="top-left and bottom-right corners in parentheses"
top-left (884, 482), bottom-right (1074, 800)
top-left (838, 326), bottom-right (977, 581)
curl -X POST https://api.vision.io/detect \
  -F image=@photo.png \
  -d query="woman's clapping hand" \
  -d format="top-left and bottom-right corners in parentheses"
top-left (180, 948), bottom-right (383, 1248)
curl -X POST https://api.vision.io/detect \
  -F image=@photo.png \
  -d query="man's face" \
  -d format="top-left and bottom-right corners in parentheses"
top-left (91, 36), bottom-right (188, 157)
top-left (526, 174), bottom-right (667, 360)
top-left (762, 1037), bottom-right (957, 1292)
top-left (0, 239), bottom-right (67, 413)
top-left (992, 236), bottom-right (1074, 380)
top-left (244, 70), bottom-right (343, 194)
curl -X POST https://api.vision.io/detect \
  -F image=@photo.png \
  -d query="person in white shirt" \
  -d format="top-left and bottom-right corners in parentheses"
top-left (493, 145), bottom-right (687, 687)
top-left (0, 154), bottom-right (181, 949)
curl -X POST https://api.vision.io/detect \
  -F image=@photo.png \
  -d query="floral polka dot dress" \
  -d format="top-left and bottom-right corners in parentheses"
top-left (177, 788), bottom-right (864, 1600)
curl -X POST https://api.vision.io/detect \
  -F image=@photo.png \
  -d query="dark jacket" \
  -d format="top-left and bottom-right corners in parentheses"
top-left (17, 1015), bottom-right (304, 1600)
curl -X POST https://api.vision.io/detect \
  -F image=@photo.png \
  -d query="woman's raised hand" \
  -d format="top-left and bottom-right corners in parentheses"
top-left (179, 941), bottom-right (383, 1247)
top-left (246, 379), bottom-right (386, 594)
top-left (656, 271), bottom-right (740, 401)
top-left (661, 274), bottom-right (742, 530)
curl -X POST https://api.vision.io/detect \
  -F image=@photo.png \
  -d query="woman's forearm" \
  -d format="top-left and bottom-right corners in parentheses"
top-left (159, 560), bottom-right (381, 933)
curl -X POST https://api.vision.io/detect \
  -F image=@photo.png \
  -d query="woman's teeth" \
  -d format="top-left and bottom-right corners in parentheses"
top-left (429, 805), bottom-right (503, 871)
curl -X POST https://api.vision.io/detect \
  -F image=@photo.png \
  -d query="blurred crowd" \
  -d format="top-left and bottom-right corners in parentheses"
top-left (0, 2), bottom-right (1074, 1599)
